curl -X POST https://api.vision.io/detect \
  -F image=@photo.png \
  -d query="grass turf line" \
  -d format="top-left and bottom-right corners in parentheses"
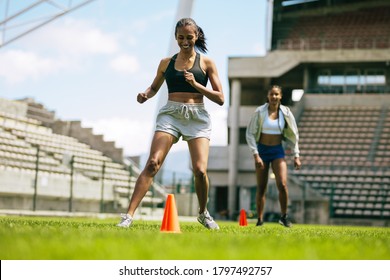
top-left (0, 216), bottom-right (389, 260)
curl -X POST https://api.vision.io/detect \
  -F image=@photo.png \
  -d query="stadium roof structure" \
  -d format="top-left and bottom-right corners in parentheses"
top-left (228, 0), bottom-right (390, 94)
top-left (228, 48), bottom-right (390, 79)
top-left (0, 0), bottom-right (96, 48)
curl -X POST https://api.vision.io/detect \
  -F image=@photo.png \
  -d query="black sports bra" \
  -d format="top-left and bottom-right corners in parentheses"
top-left (164, 53), bottom-right (208, 93)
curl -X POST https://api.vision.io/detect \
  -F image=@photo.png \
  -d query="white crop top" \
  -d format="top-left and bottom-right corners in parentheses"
top-left (262, 111), bottom-right (285, 135)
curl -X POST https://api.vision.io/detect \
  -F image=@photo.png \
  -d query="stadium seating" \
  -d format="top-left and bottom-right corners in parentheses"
top-left (274, 7), bottom-right (390, 50)
top-left (0, 111), bottom-right (164, 213)
top-left (291, 105), bottom-right (390, 219)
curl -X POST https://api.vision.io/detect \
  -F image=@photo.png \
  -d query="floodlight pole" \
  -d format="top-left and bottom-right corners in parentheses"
top-left (155, 0), bottom-right (194, 111)
top-left (0, 0), bottom-right (96, 48)
top-left (153, 0), bottom-right (194, 201)
top-left (265, 0), bottom-right (274, 53)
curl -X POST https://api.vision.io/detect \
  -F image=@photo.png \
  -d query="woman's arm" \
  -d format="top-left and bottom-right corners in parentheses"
top-left (137, 58), bottom-right (169, 104)
top-left (288, 109), bottom-right (300, 158)
top-left (246, 111), bottom-right (260, 155)
top-left (183, 56), bottom-right (224, 106)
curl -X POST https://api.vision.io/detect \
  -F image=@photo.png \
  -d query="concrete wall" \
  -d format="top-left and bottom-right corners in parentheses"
top-left (288, 178), bottom-right (330, 224)
top-left (303, 93), bottom-right (390, 107)
top-left (0, 98), bottom-right (28, 117)
top-left (228, 49), bottom-right (390, 79)
top-left (175, 193), bottom-right (198, 217)
top-left (0, 168), bottom-right (125, 212)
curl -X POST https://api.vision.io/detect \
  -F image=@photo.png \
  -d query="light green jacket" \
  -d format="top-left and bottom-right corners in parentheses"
top-left (246, 103), bottom-right (300, 157)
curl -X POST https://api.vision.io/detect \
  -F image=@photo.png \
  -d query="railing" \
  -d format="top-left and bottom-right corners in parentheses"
top-left (276, 37), bottom-right (390, 50)
top-left (305, 87), bottom-right (390, 94)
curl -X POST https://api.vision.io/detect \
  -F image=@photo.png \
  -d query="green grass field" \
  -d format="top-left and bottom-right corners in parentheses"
top-left (0, 216), bottom-right (389, 260)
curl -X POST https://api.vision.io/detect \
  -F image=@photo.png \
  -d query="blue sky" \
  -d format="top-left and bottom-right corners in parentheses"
top-left (0, 0), bottom-right (267, 158)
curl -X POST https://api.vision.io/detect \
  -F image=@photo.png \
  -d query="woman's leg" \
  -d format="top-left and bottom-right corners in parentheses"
top-left (187, 137), bottom-right (210, 213)
top-left (271, 158), bottom-right (288, 215)
top-left (188, 137), bottom-right (219, 229)
top-left (126, 132), bottom-right (176, 216)
top-left (255, 163), bottom-right (270, 222)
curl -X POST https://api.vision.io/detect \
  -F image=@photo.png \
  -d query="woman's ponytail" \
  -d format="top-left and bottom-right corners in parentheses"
top-left (195, 25), bottom-right (207, 53)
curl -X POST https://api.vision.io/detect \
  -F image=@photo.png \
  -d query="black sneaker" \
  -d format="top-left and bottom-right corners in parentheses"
top-left (279, 214), bottom-right (292, 228)
top-left (256, 219), bottom-right (264, 226)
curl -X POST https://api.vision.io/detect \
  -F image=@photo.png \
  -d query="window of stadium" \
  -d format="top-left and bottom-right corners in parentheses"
top-left (317, 69), bottom-right (386, 93)
top-left (318, 70), bottom-right (385, 86)
top-left (364, 70), bottom-right (386, 85)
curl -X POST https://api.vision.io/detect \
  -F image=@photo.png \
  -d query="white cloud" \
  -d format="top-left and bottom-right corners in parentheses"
top-left (109, 54), bottom-right (139, 74)
top-left (28, 18), bottom-right (120, 55)
top-left (0, 18), bottom-right (123, 84)
top-left (0, 50), bottom-right (69, 84)
top-left (131, 10), bottom-right (174, 33)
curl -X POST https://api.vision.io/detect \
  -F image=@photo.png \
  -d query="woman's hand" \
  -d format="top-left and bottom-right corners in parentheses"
top-left (254, 154), bottom-right (264, 169)
top-left (294, 157), bottom-right (301, 170)
top-left (184, 70), bottom-right (196, 87)
top-left (137, 93), bottom-right (148, 104)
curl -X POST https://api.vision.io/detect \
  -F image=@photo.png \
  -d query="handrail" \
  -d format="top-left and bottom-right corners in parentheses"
top-left (276, 37), bottom-right (390, 50)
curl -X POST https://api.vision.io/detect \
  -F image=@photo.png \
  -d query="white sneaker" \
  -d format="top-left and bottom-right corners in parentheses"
top-left (197, 210), bottom-right (220, 230)
top-left (117, 213), bottom-right (133, 228)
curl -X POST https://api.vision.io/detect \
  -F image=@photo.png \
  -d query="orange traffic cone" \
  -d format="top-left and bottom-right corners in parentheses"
top-left (160, 194), bottom-right (181, 233)
top-left (239, 209), bottom-right (248, 226)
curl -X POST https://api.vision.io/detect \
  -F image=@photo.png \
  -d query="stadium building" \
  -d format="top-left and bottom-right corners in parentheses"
top-left (207, 0), bottom-right (390, 226)
top-left (1, 0), bottom-right (389, 226)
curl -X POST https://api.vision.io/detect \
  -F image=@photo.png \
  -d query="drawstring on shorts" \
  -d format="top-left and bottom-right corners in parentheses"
top-left (180, 104), bottom-right (190, 119)
top-left (156, 100), bottom-right (211, 141)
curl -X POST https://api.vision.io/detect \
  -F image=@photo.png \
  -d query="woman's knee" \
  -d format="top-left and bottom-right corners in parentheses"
top-left (145, 158), bottom-right (161, 176)
top-left (257, 185), bottom-right (267, 197)
top-left (193, 166), bottom-right (207, 179)
top-left (277, 182), bottom-right (288, 194)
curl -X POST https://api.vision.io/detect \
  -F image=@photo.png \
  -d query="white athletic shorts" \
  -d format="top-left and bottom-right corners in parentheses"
top-left (155, 101), bottom-right (211, 142)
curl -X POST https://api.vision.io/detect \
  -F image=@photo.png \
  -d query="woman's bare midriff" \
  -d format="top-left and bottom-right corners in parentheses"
top-left (259, 133), bottom-right (283, 146)
top-left (168, 92), bottom-right (204, 103)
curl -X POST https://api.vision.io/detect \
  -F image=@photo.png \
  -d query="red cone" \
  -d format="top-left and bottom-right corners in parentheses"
top-left (239, 209), bottom-right (248, 226)
top-left (160, 194), bottom-right (181, 233)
